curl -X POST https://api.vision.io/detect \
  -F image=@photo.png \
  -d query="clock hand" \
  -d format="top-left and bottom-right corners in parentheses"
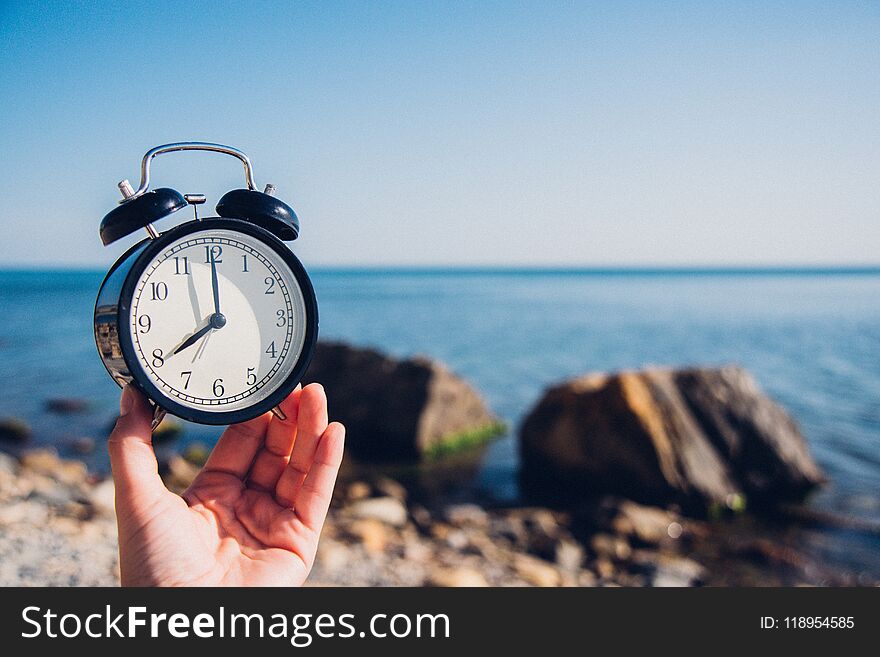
top-left (210, 250), bottom-right (221, 316)
top-left (172, 322), bottom-right (214, 355)
top-left (193, 327), bottom-right (213, 362)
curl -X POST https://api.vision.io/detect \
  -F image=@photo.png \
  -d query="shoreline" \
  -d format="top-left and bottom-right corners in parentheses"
top-left (0, 445), bottom-right (873, 587)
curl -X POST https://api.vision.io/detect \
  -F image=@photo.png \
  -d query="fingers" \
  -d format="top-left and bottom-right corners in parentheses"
top-left (293, 421), bottom-right (345, 531)
top-left (201, 412), bottom-right (271, 479)
top-left (246, 386), bottom-right (303, 491)
top-left (274, 383), bottom-right (328, 507)
top-left (107, 385), bottom-right (167, 505)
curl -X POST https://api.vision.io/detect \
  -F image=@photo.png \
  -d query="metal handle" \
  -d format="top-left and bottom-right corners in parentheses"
top-left (125, 142), bottom-right (259, 201)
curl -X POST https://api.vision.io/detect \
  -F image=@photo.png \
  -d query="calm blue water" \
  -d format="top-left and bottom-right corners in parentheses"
top-left (1, 268), bottom-right (879, 570)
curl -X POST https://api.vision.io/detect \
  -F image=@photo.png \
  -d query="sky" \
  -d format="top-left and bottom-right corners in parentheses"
top-left (0, 1), bottom-right (878, 268)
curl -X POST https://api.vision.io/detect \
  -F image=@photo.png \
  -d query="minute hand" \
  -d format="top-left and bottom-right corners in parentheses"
top-left (173, 323), bottom-right (213, 355)
top-left (210, 252), bottom-right (221, 315)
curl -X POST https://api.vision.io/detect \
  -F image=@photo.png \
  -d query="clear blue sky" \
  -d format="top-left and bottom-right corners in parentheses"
top-left (1, 1), bottom-right (877, 267)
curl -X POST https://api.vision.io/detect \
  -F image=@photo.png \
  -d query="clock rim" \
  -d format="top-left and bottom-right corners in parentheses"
top-left (117, 217), bottom-right (318, 425)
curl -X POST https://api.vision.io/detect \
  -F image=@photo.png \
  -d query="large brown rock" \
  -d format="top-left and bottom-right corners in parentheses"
top-left (520, 366), bottom-right (825, 511)
top-left (304, 341), bottom-right (502, 461)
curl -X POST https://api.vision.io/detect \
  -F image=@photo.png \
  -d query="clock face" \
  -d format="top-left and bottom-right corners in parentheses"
top-left (127, 227), bottom-right (309, 413)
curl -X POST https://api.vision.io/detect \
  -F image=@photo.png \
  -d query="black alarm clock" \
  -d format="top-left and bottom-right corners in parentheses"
top-left (94, 142), bottom-right (318, 428)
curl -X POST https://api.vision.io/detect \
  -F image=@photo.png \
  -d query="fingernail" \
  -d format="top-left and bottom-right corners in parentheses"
top-left (120, 385), bottom-right (134, 416)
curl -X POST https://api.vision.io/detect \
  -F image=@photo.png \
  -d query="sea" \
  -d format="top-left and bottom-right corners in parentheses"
top-left (1, 268), bottom-right (879, 578)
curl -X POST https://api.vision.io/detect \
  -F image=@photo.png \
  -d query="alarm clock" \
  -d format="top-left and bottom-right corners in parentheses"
top-left (94, 142), bottom-right (318, 429)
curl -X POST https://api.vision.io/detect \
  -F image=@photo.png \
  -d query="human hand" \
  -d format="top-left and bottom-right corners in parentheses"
top-left (107, 383), bottom-right (345, 586)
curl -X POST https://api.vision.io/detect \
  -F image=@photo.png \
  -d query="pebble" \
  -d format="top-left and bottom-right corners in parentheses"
top-left (88, 478), bottom-right (116, 517)
top-left (0, 452), bottom-right (18, 475)
top-left (164, 455), bottom-right (200, 490)
top-left (610, 500), bottom-right (679, 545)
top-left (347, 497), bottom-right (408, 527)
top-left (555, 539), bottom-right (585, 571)
top-left (427, 567), bottom-right (489, 587)
top-left (349, 518), bottom-right (389, 554)
top-left (590, 533), bottom-right (632, 561)
top-left (21, 450), bottom-right (88, 487)
top-left (374, 477), bottom-right (407, 501)
top-left (514, 554), bottom-right (561, 587)
top-left (444, 503), bottom-right (489, 527)
top-left (346, 481), bottom-right (371, 501)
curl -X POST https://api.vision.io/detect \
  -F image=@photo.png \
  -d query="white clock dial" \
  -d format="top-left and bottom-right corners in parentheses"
top-left (129, 228), bottom-right (308, 412)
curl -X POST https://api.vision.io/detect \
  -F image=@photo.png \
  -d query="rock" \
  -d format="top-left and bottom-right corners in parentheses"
top-left (521, 508), bottom-right (562, 559)
top-left (164, 455), bottom-right (199, 490)
top-left (348, 518), bottom-right (389, 554)
top-left (555, 539), bottom-right (585, 571)
top-left (609, 500), bottom-right (679, 545)
top-left (346, 481), bottom-right (371, 501)
top-left (520, 366), bottom-right (825, 510)
top-left (0, 452), bottom-right (18, 475)
top-left (590, 533), bottom-right (632, 561)
top-left (88, 478), bottom-right (116, 516)
top-left (409, 504), bottom-right (433, 530)
top-left (69, 437), bottom-right (96, 455)
top-left (0, 501), bottom-right (36, 525)
top-left (182, 442), bottom-right (210, 466)
top-left (514, 554), bottom-right (561, 587)
top-left (595, 557), bottom-right (616, 580)
top-left (153, 417), bottom-right (183, 443)
top-left (315, 538), bottom-right (351, 574)
top-left (442, 528), bottom-right (469, 551)
top-left (0, 417), bottom-right (31, 443)
top-left (675, 368), bottom-right (826, 501)
top-left (443, 503), bottom-right (489, 527)
top-left (630, 550), bottom-right (706, 587)
top-left (374, 477), bottom-right (407, 501)
top-left (427, 566), bottom-right (489, 587)
top-left (347, 497), bottom-right (408, 527)
top-left (20, 449), bottom-right (88, 487)
top-left (304, 341), bottom-right (503, 460)
top-left (45, 398), bottom-right (89, 414)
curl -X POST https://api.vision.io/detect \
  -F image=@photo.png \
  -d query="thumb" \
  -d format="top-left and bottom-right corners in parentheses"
top-left (108, 384), bottom-right (168, 505)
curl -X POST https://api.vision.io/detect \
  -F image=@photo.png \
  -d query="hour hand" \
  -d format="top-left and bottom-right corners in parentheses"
top-left (172, 323), bottom-right (214, 355)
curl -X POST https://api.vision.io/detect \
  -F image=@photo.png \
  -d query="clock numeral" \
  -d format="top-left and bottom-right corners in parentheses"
top-left (137, 314), bottom-right (151, 333)
top-left (151, 348), bottom-right (164, 368)
top-left (241, 254), bottom-right (249, 272)
top-left (246, 367), bottom-right (257, 386)
top-left (173, 256), bottom-right (189, 275)
top-left (150, 282), bottom-right (168, 301)
top-left (180, 371), bottom-right (192, 390)
top-left (264, 276), bottom-right (276, 294)
top-left (265, 341), bottom-right (277, 359)
top-left (212, 378), bottom-right (225, 397)
top-left (204, 245), bottom-right (223, 264)
top-left (276, 309), bottom-right (286, 327)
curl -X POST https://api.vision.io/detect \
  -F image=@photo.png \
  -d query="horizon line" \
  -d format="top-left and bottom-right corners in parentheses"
top-left (2, 264), bottom-right (880, 275)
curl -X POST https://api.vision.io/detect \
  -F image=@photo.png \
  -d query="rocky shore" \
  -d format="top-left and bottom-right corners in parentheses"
top-left (0, 342), bottom-right (874, 587)
top-left (0, 447), bottom-right (868, 587)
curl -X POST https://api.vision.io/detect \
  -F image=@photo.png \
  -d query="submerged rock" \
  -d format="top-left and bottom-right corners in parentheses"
top-left (153, 417), bottom-right (183, 443)
top-left (520, 366), bottom-right (825, 511)
top-left (304, 341), bottom-right (503, 461)
top-left (45, 398), bottom-right (90, 414)
top-left (0, 417), bottom-right (31, 444)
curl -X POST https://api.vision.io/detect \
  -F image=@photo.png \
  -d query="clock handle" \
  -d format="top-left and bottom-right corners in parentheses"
top-left (123, 142), bottom-right (260, 202)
